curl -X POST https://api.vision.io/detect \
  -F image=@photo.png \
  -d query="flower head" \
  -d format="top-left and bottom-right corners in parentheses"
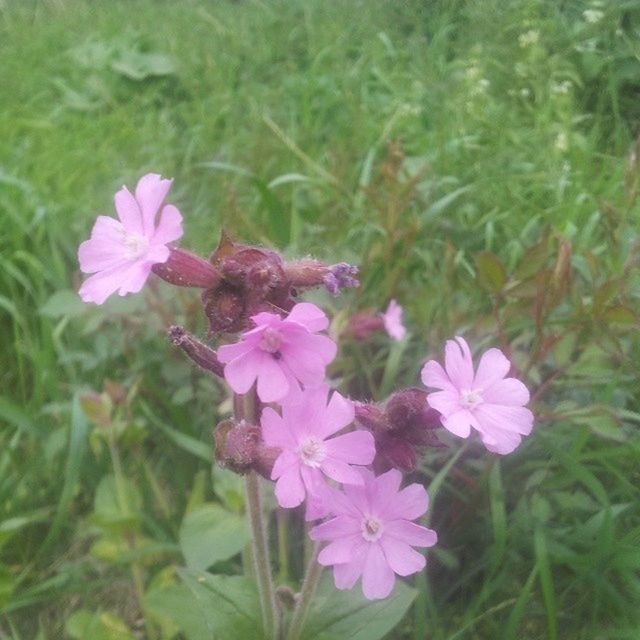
top-left (421, 336), bottom-right (533, 454)
top-left (78, 173), bottom-right (183, 304)
top-left (217, 303), bottom-right (337, 402)
top-left (382, 300), bottom-right (407, 341)
top-left (310, 469), bottom-right (437, 600)
top-left (261, 385), bottom-right (375, 519)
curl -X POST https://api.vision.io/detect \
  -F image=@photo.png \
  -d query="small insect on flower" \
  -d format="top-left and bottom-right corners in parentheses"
top-left (78, 173), bottom-right (183, 304)
top-left (217, 303), bottom-right (337, 403)
top-left (310, 468), bottom-right (437, 600)
top-left (421, 336), bottom-right (534, 454)
top-left (261, 385), bottom-right (375, 520)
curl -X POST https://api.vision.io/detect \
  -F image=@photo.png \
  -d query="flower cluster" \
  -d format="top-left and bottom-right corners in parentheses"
top-left (77, 173), bottom-right (535, 602)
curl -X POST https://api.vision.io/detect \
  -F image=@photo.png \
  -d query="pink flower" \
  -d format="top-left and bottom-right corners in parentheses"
top-left (310, 469), bottom-right (437, 600)
top-left (261, 385), bottom-right (376, 519)
top-left (78, 173), bottom-right (183, 304)
top-left (217, 303), bottom-right (337, 403)
top-left (421, 336), bottom-right (533, 454)
top-left (382, 299), bottom-right (407, 341)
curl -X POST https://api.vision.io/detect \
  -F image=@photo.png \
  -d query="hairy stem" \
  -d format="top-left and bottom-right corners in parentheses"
top-left (236, 391), bottom-right (279, 638)
top-left (285, 542), bottom-right (323, 640)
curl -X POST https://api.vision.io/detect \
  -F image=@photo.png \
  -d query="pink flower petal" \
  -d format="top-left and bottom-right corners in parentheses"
top-left (217, 341), bottom-right (255, 363)
top-left (78, 216), bottom-right (128, 273)
top-left (322, 390), bottom-right (356, 437)
top-left (271, 450), bottom-right (298, 480)
top-left (78, 266), bottom-right (126, 304)
top-left (114, 186), bottom-right (143, 234)
top-left (368, 469), bottom-right (403, 507)
top-left (381, 538), bottom-right (426, 576)
top-left (274, 465), bottom-right (305, 508)
top-left (473, 348), bottom-right (511, 389)
top-left (362, 544), bottom-right (395, 600)
top-left (152, 204), bottom-right (183, 245)
top-left (318, 535), bottom-right (360, 565)
top-left (482, 378), bottom-right (530, 406)
top-left (385, 521), bottom-right (438, 547)
top-left (222, 351), bottom-right (259, 395)
top-left (135, 173), bottom-right (172, 237)
top-left (280, 348), bottom-right (326, 387)
top-left (256, 355), bottom-right (290, 402)
top-left (320, 458), bottom-right (365, 486)
top-left (475, 404), bottom-right (534, 436)
top-left (442, 409), bottom-right (476, 438)
top-left (426, 390), bottom-right (460, 417)
top-left (421, 360), bottom-right (455, 391)
top-left (310, 515), bottom-right (361, 542)
top-left (333, 544), bottom-right (367, 590)
top-left (286, 302), bottom-right (329, 332)
top-left (261, 407), bottom-right (296, 450)
top-left (116, 260), bottom-right (154, 296)
top-left (444, 337), bottom-right (474, 389)
top-left (324, 431), bottom-right (375, 465)
top-left (386, 483), bottom-right (429, 521)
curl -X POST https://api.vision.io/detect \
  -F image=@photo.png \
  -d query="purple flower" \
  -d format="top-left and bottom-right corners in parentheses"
top-left (261, 385), bottom-right (375, 519)
top-left (421, 336), bottom-right (533, 454)
top-left (78, 173), bottom-right (183, 304)
top-left (217, 303), bottom-right (337, 403)
top-left (382, 299), bottom-right (407, 341)
top-left (323, 262), bottom-right (359, 296)
top-left (310, 469), bottom-right (437, 600)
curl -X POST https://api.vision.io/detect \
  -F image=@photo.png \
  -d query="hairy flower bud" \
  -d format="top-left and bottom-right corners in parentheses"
top-left (349, 311), bottom-right (385, 341)
top-left (283, 258), bottom-right (360, 295)
top-left (152, 248), bottom-right (221, 288)
top-left (202, 283), bottom-right (246, 334)
top-left (386, 388), bottom-right (441, 432)
top-left (323, 262), bottom-right (359, 296)
top-left (168, 326), bottom-right (224, 377)
top-left (213, 419), bottom-right (278, 479)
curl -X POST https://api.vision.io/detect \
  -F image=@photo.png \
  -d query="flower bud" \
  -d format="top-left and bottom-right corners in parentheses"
top-left (386, 388), bottom-right (441, 432)
top-left (152, 248), bottom-right (221, 288)
top-left (349, 310), bottom-right (385, 341)
top-left (202, 283), bottom-right (246, 334)
top-left (168, 326), bottom-right (224, 377)
top-left (323, 262), bottom-right (359, 296)
top-left (213, 419), bottom-right (278, 479)
top-left (354, 402), bottom-right (389, 433)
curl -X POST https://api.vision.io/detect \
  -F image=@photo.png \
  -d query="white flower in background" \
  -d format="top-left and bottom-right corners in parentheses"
top-left (518, 30), bottom-right (539, 48)
top-left (519, 87), bottom-right (531, 98)
top-left (551, 80), bottom-right (572, 95)
top-left (555, 132), bottom-right (569, 153)
top-left (583, 9), bottom-right (604, 24)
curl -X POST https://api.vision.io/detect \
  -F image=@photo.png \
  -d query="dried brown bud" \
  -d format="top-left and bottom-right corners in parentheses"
top-left (168, 326), bottom-right (224, 377)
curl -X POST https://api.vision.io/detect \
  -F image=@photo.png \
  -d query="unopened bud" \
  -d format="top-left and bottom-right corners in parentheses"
top-left (349, 311), bottom-right (384, 341)
top-left (213, 420), bottom-right (278, 479)
top-left (323, 262), bottom-right (359, 296)
top-left (354, 402), bottom-right (389, 433)
top-left (152, 248), bottom-right (221, 288)
top-left (203, 283), bottom-right (246, 334)
top-left (168, 326), bottom-right (223, 377)
top-left (386, 388), bottom-right (440, 431)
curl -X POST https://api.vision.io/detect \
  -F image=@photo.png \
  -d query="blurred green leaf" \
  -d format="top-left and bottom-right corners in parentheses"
top-left (111, 51), bottom-right (175, 80)
top-left (66, 610), bottom-right (135, 640)
top-left (179, 503), bottom-right (250, 570)
top-left (475, 251), bottom-right (507, 293)
top-left (303, 574), bottom-right (416, 640)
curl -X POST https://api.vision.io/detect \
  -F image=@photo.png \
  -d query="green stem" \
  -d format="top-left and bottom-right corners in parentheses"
top-left (285, 542), bottom-right (323, 640)
top-left (236, 392), bottom-right (279, 639)
top-left (277, 508), bottom-right (290, 584)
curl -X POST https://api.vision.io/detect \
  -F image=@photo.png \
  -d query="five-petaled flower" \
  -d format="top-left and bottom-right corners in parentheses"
top-left (217, 303), bottom-right (337, 403)
top-left (310, 468), bottom-right (437, 600)
top-left (78, 173), bottom-right (183, 304)
top-left (421, 336), bottom-right (533, 454)
top-left (382, 299), bottom-right (407, 341)
top-left (261, 385), bottom-right (376, 519)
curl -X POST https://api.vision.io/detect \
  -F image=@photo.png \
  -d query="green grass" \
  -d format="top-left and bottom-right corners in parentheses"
top-left (1, 0), bottom-right (639, 638)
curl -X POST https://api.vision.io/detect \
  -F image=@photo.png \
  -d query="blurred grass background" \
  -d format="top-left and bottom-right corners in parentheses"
top-left (1, 0), bottom-right (639, 638)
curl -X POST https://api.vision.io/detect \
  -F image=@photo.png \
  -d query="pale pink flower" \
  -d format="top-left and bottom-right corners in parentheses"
top-left (217, 303), bottom-right (337, 403)
top-left (78, 173), bottom-right (183, 304)
top-left (421, 336), bottom-right (533, 454)
top-left (310, 468), bottom-right (437, 600)
top-left (261, 385), bottom-right (375, 520)
top-left (382, 299), bottom-right (407, 341)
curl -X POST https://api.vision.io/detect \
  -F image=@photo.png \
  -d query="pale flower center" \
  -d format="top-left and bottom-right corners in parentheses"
top-left (361, 517), bottom-right (384, 542)
top-left (259, 327), bottom-right (283, 354)
top-left (122, 232), bottom-right (149, 260)
top-left (297, 437), bottom-right (326, 468)
top-left (460, 389), bottom-right (483, 410)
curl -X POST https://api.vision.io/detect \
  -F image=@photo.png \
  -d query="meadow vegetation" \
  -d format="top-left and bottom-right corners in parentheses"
top-left (0, 0), bottom-right (639, 638)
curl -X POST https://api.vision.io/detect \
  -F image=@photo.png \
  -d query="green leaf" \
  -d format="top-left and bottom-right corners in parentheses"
top-left (145, 583), bottom-right (210, 640)
top-left (475, 251), bottom-right (507, 293)
top-left (178, 569), bottom-right (263, 639)
top-left (92, 474), bottom-right (142, 532)
top-left (179, 503), bottom-right (250, 570)
top-left (66, 610), bottom-right (135, 640)
top-left (302, 573), bottom-right (417, 640)
top-left (40, 289), bottom-right (88, 318)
